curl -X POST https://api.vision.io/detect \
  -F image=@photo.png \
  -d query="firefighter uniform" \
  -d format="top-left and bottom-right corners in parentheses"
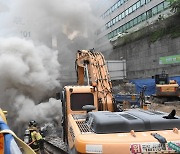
top-left (25, 121), bottom-right (44, 154)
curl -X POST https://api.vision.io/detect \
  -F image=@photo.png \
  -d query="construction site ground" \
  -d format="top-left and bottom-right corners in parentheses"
top-left (113, 83), bottom-right (180, 116)
top-left (149, 102), bottom-right (180, 116)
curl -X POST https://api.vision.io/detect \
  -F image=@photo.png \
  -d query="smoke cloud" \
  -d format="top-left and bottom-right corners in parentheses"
top-left (0, 37), bottom-right (61, 131)
top-left (0, 0), bottom-right (102, 47)
top-left (0, 0), bottom-right (110, 135)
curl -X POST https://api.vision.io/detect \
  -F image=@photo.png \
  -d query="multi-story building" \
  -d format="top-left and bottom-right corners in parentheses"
top-left (96, 0), bottom-right (171, 49)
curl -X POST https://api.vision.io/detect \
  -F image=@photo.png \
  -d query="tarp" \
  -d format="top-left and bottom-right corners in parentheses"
top-left (130, 76), bottom-right (180, 96)
top-left (130, 78), bottom-right (155, 96)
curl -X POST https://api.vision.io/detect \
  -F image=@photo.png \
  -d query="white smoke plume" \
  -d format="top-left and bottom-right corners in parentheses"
top-left (0, 37), bottom-right (61, 132)
top-left (15, 96), bottom-right (61, 122)
top-left (0, 0), bottom-right (109, 84)
top-left (0, 0), bottom-right (111, 134)
top-left (0, 0), bottom-right (103, 47)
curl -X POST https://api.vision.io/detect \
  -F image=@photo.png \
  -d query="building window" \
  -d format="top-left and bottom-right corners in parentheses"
top-left (117, 28), bottom-right (120, 33)
top-left (114, 29), bottom-right (117, 36)
top-left (129, 20), bottom-right (133, 27)
top-left (125, 9), bottom-right (129, 16)
top-left (110, 32), bottom-right (114, 38)
top-left (100, 0), bottom-right (131, 19)
top-left (141, 0), bottom-right (145, 6)
top-left (119, 26), bottom-right (123, 33)
top-left (116, 16), bottom-right (119, 22)
top-left (141, 12), bottom-right (146, 21)
top-left (157, 3), bottom-right (164, 13)
top-left (112, 6), bottom-right (115, 12)
top-left (137, 15), bottom-right (142, 23)
top-left (113, 18), bottom-right (116, 25)
top-left (110, 20), bottom-right (113, 26)
top-left (119, 14), bottom-right (122, 20)
top-left (115, 3), bottom-right (118, 9)
top-left (152, 6), bottom-right (158, 16)
top-left (132, 4), bottom-right (137, 11)
top-left (118, 1), bottom-right (121, 7)
top-left (133, 17), bottom-right (138, 25)
top-left (137, 1), bottom-right (141, 8)
top-left (109, 8), bottom-right (112, 14)
top-left (122, 24), bottom-right (127, 31)
top-left (108, 22), bottom-right (110, 28)
top-left (122, 12), bottom-right (125, 19)
top-left (121, 0), bottom-right (124, 5)
top-left (147, 9), bottom-right (152, 19)
top-left (164, 1), bottom-right (170, 8)
top-left (101, 0), bottom-right (170, 40)
top-left (126, 22), bottom-right (130, 29)
top-left (129, 6), bottom-right (133, 14)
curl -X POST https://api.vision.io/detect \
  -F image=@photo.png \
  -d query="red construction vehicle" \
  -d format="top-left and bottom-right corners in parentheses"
top-left (59, 50), bottom-right (180, 153)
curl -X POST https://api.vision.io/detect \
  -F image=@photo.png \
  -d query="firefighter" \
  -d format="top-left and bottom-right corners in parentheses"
top-left (24, 120), bottom-right (44, 154)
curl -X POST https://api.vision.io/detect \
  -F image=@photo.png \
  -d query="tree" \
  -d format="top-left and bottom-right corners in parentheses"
top-left (167, 0), bottom-right (180, 13)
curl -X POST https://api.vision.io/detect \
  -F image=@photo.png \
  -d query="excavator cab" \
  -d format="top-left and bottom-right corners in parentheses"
top-left (154, 70), bottom-right (169, 84)
top-left (60, 85), bottom-right (98, 145)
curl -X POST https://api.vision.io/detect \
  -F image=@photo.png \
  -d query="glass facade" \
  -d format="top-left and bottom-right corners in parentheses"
top-left (98, 1), bottom-right (170, 41)
top-left (101, 0), bottom-right (152, 34)
top-left (101, 0), bottom-right (129, 19)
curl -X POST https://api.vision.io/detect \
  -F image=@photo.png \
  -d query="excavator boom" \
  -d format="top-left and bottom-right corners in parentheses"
top-left (75, 50), bottom-right (114, 111)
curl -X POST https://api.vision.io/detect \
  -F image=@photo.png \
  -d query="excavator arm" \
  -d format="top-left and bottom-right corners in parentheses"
top-left (75, 50), bottom-right (114, 111)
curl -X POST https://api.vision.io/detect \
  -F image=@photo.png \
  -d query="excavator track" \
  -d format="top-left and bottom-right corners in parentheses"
top-left (44, 136), bottom-right (68, 154)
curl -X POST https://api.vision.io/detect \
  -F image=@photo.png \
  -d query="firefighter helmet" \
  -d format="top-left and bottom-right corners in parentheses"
top-left (29, 120), bottom-right (37, 127)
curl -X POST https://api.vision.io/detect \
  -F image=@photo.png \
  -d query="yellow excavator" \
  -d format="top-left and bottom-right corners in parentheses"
top-left (152, 70), bottom-right (180, 103)
top-left (60, 50), bottom-right (180, 153)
